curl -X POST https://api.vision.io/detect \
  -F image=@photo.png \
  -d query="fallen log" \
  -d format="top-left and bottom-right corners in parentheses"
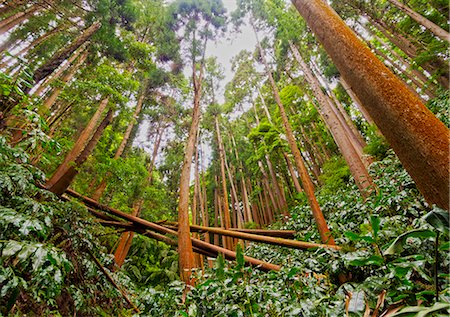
top-left (162, 222), bottom-right (296, 238)
top-left (99, 220), bottom-right (280, 272)
top-left (67, 189), bottom-right (339, 251)
top-left (170, 223), bottom-right (340, 251)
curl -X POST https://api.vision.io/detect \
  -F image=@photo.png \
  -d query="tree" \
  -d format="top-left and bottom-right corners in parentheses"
top-left (291, 0), bottom-right (450, 210)
top-left (168, 0), bottom-right (226, 285)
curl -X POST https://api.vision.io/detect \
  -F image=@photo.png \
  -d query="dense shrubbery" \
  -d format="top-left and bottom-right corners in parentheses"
top-left (1, 133), bottom-right (449, 316)
top-left (132, 152), bottom-right (450, 316)
top-left (0, 137), bottom-right (136, 316)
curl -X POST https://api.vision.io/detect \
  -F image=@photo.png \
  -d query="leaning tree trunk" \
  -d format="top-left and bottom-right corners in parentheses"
top-left (30, 21), bottom-right (100, 88)
top-left (0, 2), bottom-right (47, 35)
top-left (290, 42), bottom-right (374, 196)
top-left (47, 108), bottom-right (113, 195)
top-left (252, 20), bottom-right (335, 244)
top-left (292, 0), bottom-right (450, 210)
top-left (46, 97), bottom-right (109, 191)
top-left (91, 87), bottom-right (147, 200)
top-left (215, 116), bottom-right (234, 250)
top-left (33, 44), bottom-right (87, 97)
top-left (386, 0), bottom-right (449, 43)
top-left (41, 50), bottom-right (88, 114)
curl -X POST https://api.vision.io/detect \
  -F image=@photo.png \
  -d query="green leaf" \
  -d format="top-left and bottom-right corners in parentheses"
top-left (349, 255), bottom-right (384, 266)
top-left (2, 241), bottom-right (23, 257)
top-left (389, 302), bottom-right (450, 316)
top-left (384, 230), bottom-right (436, 255)
top-left (370, 215), bottom-right (380, 239)
top-left (424, 207), bottom-right (449, 237)
top-left (236, 244), bottom-right (244, 268)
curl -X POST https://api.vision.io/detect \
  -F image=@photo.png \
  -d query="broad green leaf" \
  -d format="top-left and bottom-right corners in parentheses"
top-left (370, 215), bottom-right (380, 239)
top-left (389, 302), bottom-right (450, 316)
top-left (2, 241), bottom-right (22, 257)
top-left (384, 229), bottom-right (436, 255)
top-left (424, 207), bottom-right (449, 237)
top-left (349, 255), bottom-right (384, 266)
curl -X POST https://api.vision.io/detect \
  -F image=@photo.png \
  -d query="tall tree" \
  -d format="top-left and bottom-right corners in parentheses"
top-left (168, 0), bottom-right (226, 285)
top-left (291, 0), bottom-right (450, 210)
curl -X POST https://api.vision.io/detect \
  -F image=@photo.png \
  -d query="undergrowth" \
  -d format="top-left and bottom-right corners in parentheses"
top-left (1, 141), bottom-right (449, 316)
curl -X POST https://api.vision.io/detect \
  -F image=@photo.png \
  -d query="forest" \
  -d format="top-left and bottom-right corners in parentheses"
top-left (0, 0), bottom-right (449, 315)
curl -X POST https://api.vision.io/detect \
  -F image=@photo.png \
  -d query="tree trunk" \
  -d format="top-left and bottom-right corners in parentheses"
top-left (47, 108), bottom-right (113, 195)
top-left (41, 50), bottom-right (88, 114)
top-left (386, 0), bottom-right (449, 43)
top-left (292, 0), bottom-right (450, 210)
top-left (91, 85), bottom-right (146, 201)
top-left (215, 116), bottom-right (234, 250)
top-left (0, 0), bottom-right (28, 17)
top-left (31, 21), bottom-right (101, 87)
top-left (0, 2), bottom-right (45, 34)
top-left (33, 44), bottom-right (87, 97)
top-left (114, 201), bottom-right (141, 267)
top-left (290, 43), bottom-right (374, 194)
top-left (46, 97), bottom-right (109, 190)
top-left (265, 155), bottom-right (289, 218)
top-left (253, 21), bottom-right (335, 244)
top-left (367, 16), bottom-right (449, 87)
top-left (283, 152), bottom-right (303, 194)
top-left (177, 61), bottom-right (203, 284)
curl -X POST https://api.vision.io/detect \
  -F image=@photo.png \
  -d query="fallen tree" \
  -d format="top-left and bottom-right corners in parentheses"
top-left (66, 189), bottom-right (339, 251)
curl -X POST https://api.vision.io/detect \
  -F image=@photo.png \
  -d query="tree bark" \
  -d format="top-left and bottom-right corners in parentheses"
top-left (31, 21), bottom-right (100, 87)
top-left (47, 108), bottom-right (113, 195)
top-left (386, 0), bottom-right (449, 43)
top-left (46, 97), bottom-right (109, 190)
top-left (292, 0), bottom-right (450, 210)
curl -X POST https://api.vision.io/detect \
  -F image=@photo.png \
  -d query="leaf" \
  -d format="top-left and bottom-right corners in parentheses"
top-left (32, 246), bottom-right (47, 271)
top-left (383, 230), bottom-right (436, 255)
top-left (389, 302), bottom-right (450, 316)
top-left (371, 215), bottom-right (380, 239)
top-left (236, 244), bottom-right (244, 268)
top-left (424, 207), bottom-right (449, 237)
top-left (2, 241), bottom-right (22, 257)
top-left (349, 255), bottom-right (384, 267)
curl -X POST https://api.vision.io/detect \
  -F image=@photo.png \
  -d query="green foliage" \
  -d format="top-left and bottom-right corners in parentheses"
top-left (364, 126), bottom-right (391, 160)
top-left (0, 138), bottom-right (136, 315)
top-left (318, 156), bottom-right (351, 195)
top-left (427, 89), bottom-right (449, 127)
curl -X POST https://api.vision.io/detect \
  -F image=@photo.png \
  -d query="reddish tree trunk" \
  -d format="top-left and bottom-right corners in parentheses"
top-left (292, 0), bottom-right (450, 210)
top-left (47, 109), bottom-right (113, 195)
top-left (46, 97), bottom-right (109, 190)
top-left (31, 22), bottom-right (101, 87)
top-left (253, 20), bottom-right (335, 244)
top-left (41, 50), bottom-right (88, 113)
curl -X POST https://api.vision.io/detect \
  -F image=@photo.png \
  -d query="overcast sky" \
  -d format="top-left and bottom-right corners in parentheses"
top-left (205, 0), bottom-right (256, 102)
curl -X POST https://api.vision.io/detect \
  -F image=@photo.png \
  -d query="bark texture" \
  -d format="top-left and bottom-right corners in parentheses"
top-left (292, 0), bottom-right (450, 210)
top-left (31, 22), bottom-right (100, 86)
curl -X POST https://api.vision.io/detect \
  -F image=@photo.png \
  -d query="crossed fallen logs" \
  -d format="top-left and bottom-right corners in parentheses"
top-left (65, 189), bottom-right (340, 272)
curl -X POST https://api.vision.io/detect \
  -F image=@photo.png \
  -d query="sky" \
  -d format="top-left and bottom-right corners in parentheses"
top-left (205, 0), bottom-right (256, 102)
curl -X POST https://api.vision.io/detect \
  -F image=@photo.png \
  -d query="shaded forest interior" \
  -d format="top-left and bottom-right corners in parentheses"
top-left (0, 0), bottom-right (449, 316)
